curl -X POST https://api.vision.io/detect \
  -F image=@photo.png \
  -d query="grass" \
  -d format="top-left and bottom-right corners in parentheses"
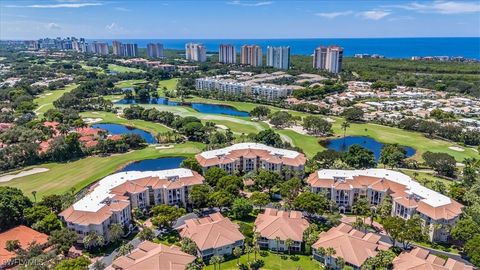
top-left (80, 63), bottom-right (104, 74)
top-left (204, 251), bottom-right (323, 270)
top-left (108, 64), bottom-right (145, 73)
top-left (114, 79), bottom-right (148, 88)
top-left (33, 84), bottom-right (78, 117)
top-left (158, 78), bottom-right (179, 92)
top-left (80, 111), bottom-right (171, 135)
top-left (0, 142), bottom-right (204, 200)
top-left (400, 169), bottom-right (456, 189)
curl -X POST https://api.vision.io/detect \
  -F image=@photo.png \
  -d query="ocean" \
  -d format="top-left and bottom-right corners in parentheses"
top-left (91, 37), bottom-right (480, 59)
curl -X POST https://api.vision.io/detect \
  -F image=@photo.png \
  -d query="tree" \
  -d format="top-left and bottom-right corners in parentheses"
top-left (336, 257), bottom-right (346, 269)
top-left (83, 231), bottom-right (105, 250)
top-left (380, 144), bottom-right (407, 168)
top-left (0, 186), bottom-right (32, 231)
top-left (343, 107), bottom-right (364, 122)
top-left (254, 170), bottom-right (280, 195)
top-left (39, 194), bottom-right (65, 213)
top-left (451, 216), bottom-right (480, 244)
top-left (216, 175), bottom-right (243, 195)
top-left (250, 106), bottom-right (270, 120)
top-left (138, 227), bottom-right (155, 241)
top-left (233, 246), bottom-right (243, 265)
top-left (293, 192), bottom-right (328, 215)
top-left (312, 150), bottom-right (342, 169)
top-left (269, 111), bottom-right (293, 128)
top-left (204, 167), bottom-right (228, 187)
top-left (383, 215), bottom-right (427, 249)
top-left (464, 234), bottom-right (480, 267)
top-left (108, 223), bottom-right (124, 243)
top-left (285, 238), bottom-right (294, 255)
top-left (361, 250), bottom-right (396, 270)
top-left (231, 198), bottom-right (254, 219)
top-left (208, 191), bottom-right (234, 209)
top-left (352, 197), bottom-right (370, 222)
top-left (49, 228), bottom-right (78, 255)
top-left (5, 239), bottom-right (20, 252)
top-left (279, 177), bottom-right (303, 206)
top-left (342, 145), bottom-right (376, 169)
top-left (381, 216), bottom-right (404, 247)
top-left (254, 129), bottom-right (283, 147)
top-left (181, 237), bottom-right (198, 256)
top-left (422, 151), bottom-right (456, 177)
top-left (244, 244), bottom-right (252, 262)
top-left (302, 116), bottom-right (332, 136)
top-left (54, 256), bottom-right (90, 270)
top-left (181, 157), bottom-right (202, 173)
top-left (116, 243), bottom-right (134, 258)
top-left (377, 195), bottom-right (392, 219)
top-left (24, 205), bottom-right (51, 226)
top-left (189, 184), bottom-right (211, 209)
top-left (92, 260), bottom-right (106, 270)
top-left (32, 212), bottom-right (62, 234)
top-left (151, 205), bottom-right (186, 229)
top-left (249, 192), bottom-right (270, 210)
top-left (210, 255), bottom-right (224, 270)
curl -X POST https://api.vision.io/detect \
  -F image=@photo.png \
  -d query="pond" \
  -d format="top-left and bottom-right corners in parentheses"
top-left (91, 123), bottom-right (157, 144)
top-left (325, 136), bottom-right (416, 161)
top-left (115, 98), bottom-right (249, 117)
top-left (119, 157), bottom-right (185, 172)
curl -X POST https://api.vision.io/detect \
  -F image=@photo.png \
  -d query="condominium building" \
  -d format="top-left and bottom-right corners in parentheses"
top-left (122, 43), bottom-right (138, 57)
top-left (313, 45), bottom-right (344, 74)
top-left (254, 208), bottom-right (310, 252)
top-left (147, 43), bottom-right (164, 59)
top-left (241, 45), bottom-right (262, 66)
top-left (112, 40), bottom-right (123, 56)
top-left (195, 143), bottom-right (306, 176)
top-left (251, 84), bottom-right (294, 100)
top-left (185, 43), bottom-right (207, 62)
top-left (106, 241), bottom-right (196, 270)
top-left (266, 46), bottom-right (290, 70)
top-left (307, 169), bottom-right (463, 242)
top-left (59, 169), bottom-right (204, 243)
top-left (72, 38), bottom-right (88, 53)
top-left (89, 41), bottom-right (109, 55)
top-left (392, 247), bottom-right (474, 270)
top-left (219, 44), bottom-right (236, 64)
top-left (177, 213), bottom-right (244, 260)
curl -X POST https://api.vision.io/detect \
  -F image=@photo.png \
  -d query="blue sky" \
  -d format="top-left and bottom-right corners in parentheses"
top-left (1, 0), bottom-right (479, 39)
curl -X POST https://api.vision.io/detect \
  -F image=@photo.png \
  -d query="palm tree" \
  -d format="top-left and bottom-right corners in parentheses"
top-left (83, 231), bottom-right (104, 250)
top-left (316, 247), bottom-right (326, 264)
top-left (244, 244), bottom-right (252, 262)
top-left (253, 232), bottom-right (260, 260)
top-left (275, 236), bottom-right (281, 253)
top-left (31, 191), bottom-right (37, 204)
top-left (336, 256), bottom-right (346, 269)
top-left (325, 247), bottom-right (336, 267)
top-left (210, 255), bottom-right (224, 270)
top-left (341, 121), bottom-right (350, 139)
top-left (108, 223), bottom-right (124, 243)
top-left (285, 238), bottom-right (293, 255)
top-left (233, 246), bottom-right (242, 265)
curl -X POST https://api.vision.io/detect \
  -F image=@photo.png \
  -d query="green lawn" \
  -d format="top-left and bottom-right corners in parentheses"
top-left (0, 142), bottom-right (204, 199)
top-left (80, 111), bottom-right (171, 135)
top-left (108, 64), bottom-right (145, 73)
top-left (400, 169), bottom-right (456, 189)
top-left (114, 79), bottom-right (148, 88)
top-left (80, 63), bottom-right (104, 74)
top-left (158, 78), bottom-right (179, 91)
top-left (204, 251), bottom-right (323, 270)
top-left (33, 84), bottom-right (78, 117)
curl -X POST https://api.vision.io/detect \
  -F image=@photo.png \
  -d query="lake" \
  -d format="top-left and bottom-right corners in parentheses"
top-left (91, 123), bottom-right (157, 144)
top-left (116, 98), bottom-right (250, 117)
top-left (119, 157), bottom-right (185, 172)
top-left (325, 136), bottom-right (416, 161)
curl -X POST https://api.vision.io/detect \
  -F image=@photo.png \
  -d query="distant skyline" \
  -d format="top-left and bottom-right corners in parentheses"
top-left (1, 0), bottom-right (479, 40)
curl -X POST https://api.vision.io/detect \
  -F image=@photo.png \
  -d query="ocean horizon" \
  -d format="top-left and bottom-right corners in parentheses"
top-left (90, 37), bottom-right (480, 59)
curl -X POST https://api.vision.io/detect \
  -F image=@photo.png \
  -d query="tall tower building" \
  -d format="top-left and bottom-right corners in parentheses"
top-left (122, 43), bottom-right (138, 57)
top-left (313, 45), bottom-right (343, 74)
top-left (112, 40), bottom-right (123, 56)
top-left (147, 43), bottom-right (164, 58)
top-left (240, 45), bottom-right (262, 66)
top-left (185, 43), bottom-right (207, 62)
top-left (218, 44), bottom-right (236, 64)
top-left (266, 46), bottom-right (290, 70)
top-left (89, 41), bottom-right (109, 55)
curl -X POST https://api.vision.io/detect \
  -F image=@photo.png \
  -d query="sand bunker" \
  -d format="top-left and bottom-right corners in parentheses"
top-left (83, 117), bottom-right (103, 124)
top-left (0, 168), bottom-right (49, 183)
top-left (155, 145), bottom-right (174, 149)
top-left (215, 124), bottom-right (228, 130)
top-left (449, 146), bottom-right (465, 152)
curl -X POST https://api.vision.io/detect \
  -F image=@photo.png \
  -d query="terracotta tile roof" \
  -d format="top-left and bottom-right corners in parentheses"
top-left (107, 134), bottom-right (123, 141)
top-left (76, 127), bottom-right (102, 136)
top-left (106, 241), bottom-right (195, 270)
top-left (392, 247), bottom-right (474, 270)
top-left (0, 226), bottom-right (49, 263)
top-left (178, 213), bottom-right (244, 251)
top-left (254, 208), bottom-right (310, 242)
top-left (312, 223), bottom-right (391, 268)
top-left (60, 199), bottom-right (130, 225)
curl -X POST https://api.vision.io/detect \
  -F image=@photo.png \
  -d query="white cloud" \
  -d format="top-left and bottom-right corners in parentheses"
top-left (391, 1), bottom-right (480, 14)
top-left (105, 22), bottom-right (118, 31)
top-left (360, 10), bottom-right (391, 20)
top-left (227, 1), bottom-right (273, 7)
top-left (6, 3), bottom-right (103, 8)
top-left (315, 10), bottom-right (353, 18)
top-left (114, 7), bottom-right (131, 12)
top-left (46, 22), bottom-right (61, 30)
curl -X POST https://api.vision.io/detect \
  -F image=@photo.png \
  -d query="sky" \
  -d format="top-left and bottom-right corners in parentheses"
top-left (1, 0), bottom-right (479, 40)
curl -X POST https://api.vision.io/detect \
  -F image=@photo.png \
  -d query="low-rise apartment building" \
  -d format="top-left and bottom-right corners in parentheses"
top-left (195, 143), bottom-right (306, 176)
top-left (59, 169), bottom-right (204, 243)
top-left (178, 213), bottom-right (244, 260)
top-left (392, 247), bottom-right (474, 270)
top-left (312, 223), bottom-right (391, 270)
top-left (307, 169), bottom-right (463, 242)
top-left (254, 208), bottom-right (310, 252)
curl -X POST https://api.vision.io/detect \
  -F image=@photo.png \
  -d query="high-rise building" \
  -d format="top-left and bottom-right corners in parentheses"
top-left (218, 44), bottom-right (236, 64)
top-left (112, 40), bottom-right (123, 56)
top-left (313, 45), bottom-right (343, 74)
top-left (266, 46), bottom-right (290, 70)
top-left (122, 43), bottom-right (138, 57)
top-left (240, 45), bottom-right (262, 66)
top-left (147, 43), bottom-right (164, 59)
top-left (89, 41), bottom-right (109, 55)
top-left (185, 43), bottom-right (206, 62)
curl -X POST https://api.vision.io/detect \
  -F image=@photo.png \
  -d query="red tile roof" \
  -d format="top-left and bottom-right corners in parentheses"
top-left (0, 226), bottom-right (49, 264)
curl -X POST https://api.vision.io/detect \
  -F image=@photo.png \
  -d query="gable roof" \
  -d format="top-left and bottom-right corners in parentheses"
top-left (0, 225), bottom-right (49, 264)
top-left (312, 223), bottom-right (391, 267)
top-left (106, 241), bottom-right (195, 270)
top-left (392, 247), bottom-right (474, 270)
top-left (254, 208), bottom-right (310, 242)
top-left (178, 213), bottom-right (244, 251)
